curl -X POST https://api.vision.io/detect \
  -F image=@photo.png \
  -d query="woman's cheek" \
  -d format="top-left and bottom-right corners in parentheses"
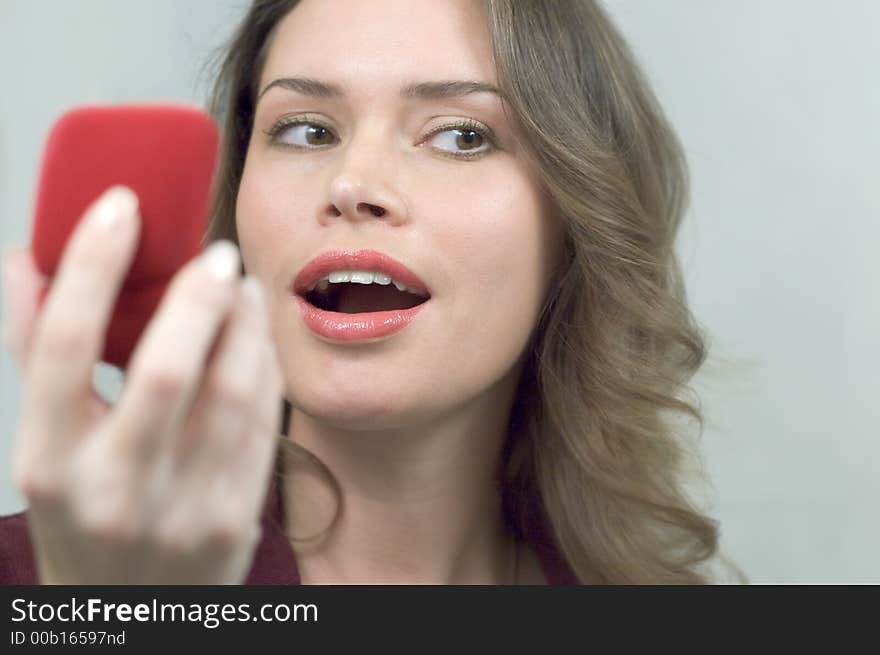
top-left (236, 173), bottom-right (299, 278)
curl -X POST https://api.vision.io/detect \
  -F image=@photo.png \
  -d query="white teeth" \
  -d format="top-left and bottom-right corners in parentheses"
top-left (307, 269), bottom-right (424, 295)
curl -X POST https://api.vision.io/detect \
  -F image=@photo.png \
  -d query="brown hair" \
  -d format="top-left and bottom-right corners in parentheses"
top-left (201, 0), bottom-right (744, 583)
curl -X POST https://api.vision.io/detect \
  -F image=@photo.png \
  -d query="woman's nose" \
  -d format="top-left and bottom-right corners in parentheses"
top-left (322, 134), bottom-right (409, 227)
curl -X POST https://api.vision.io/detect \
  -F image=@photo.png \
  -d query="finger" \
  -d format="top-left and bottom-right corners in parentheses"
top-left (164, 277), bottom-right (278, 542)
top-left (226, 321), bottom-right (285, 520)
top-left (1, 245), bottom-right (48, 371)
top-left (23, 186), bottom-right (140, 441)
top-left (107, 240), bottom-right (241, 466)
top-left (175, 276), bottom-right (269, 470)
top-left (2, 246), bottom-right (112, 416)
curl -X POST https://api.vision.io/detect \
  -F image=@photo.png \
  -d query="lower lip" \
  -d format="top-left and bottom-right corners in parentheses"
top-left (292, 295), bottom-right (427, 342)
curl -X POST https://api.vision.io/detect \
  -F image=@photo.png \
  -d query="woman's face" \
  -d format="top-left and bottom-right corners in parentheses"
top-left (237, 0), bottom-right (564, 429)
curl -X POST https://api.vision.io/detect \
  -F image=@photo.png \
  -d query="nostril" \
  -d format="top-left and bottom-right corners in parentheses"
top-left (359, 203), bottom-right (385, 217)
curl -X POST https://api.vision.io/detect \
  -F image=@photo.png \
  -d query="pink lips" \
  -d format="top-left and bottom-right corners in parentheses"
top-left (291, 249), bottom-right (430, 342)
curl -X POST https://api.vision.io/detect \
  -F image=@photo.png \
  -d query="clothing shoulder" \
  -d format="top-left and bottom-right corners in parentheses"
top-left (0, 509), bottom-right (39, 585)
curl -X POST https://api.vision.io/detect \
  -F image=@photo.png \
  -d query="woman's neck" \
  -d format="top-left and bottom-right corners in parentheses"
top-left (281, 369), bottom-right (523, 585)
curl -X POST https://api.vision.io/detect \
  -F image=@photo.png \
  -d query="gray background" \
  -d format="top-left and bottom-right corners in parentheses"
top-left (1, 1), bottom-right (877, 583)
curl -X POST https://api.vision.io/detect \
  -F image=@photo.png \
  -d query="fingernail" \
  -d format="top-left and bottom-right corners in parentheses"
top-left (202, 240), bottom-right (240, 281)
top-left (241, 275), bottom-right (266, 309)
top-left (89, 186), bottom-right (139, 231)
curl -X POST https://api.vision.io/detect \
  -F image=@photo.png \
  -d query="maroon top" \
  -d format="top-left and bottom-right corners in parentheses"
top-left (0, 475), bottom-right (579, 585)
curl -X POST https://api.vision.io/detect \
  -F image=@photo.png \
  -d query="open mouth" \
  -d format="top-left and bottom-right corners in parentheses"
top-left (304, 281), bottom-right (430, 314)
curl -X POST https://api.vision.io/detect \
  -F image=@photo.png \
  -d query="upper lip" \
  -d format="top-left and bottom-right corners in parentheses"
top-left (292, 249), bottom-right (432, 298)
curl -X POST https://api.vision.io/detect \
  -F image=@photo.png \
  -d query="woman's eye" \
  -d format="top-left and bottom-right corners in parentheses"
top-left (426, 125), bottom-right (494, 158)
top-left (269, 121), bottom-right (337, 148)
top-left (266, 118), bottom-right (496, 159)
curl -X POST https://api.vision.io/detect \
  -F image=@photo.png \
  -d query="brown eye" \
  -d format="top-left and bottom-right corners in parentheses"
top-left (426, 123), bottom-right (494, 158)
top-left (455, 130), bottom-right (484, 150)
top-left (268, 120), bottom-right (337, 148)
top-left (304, 124), bottom-right (333, 146)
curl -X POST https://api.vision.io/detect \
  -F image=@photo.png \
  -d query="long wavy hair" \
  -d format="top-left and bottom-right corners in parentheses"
top-left (200, 0), bottom-right (743, 584)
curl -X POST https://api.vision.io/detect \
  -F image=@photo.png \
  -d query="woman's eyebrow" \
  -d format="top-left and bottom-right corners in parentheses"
top-left (257, 76), bottom-right (505, 103)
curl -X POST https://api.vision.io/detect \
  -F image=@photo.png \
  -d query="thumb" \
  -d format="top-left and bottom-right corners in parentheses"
top-left (2, 244), bottom-right (48, 372)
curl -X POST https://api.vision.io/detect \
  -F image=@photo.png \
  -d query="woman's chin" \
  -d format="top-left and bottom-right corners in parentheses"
top-left (289, 391), bottom-right (429, 432)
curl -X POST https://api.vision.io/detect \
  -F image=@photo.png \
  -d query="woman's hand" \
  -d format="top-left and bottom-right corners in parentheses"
top-left (1, 186), bottom-right (283, 584)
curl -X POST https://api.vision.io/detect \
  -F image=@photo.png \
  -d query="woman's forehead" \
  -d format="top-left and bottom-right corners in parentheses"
top-left (260, 0), bottom-right (497, 93)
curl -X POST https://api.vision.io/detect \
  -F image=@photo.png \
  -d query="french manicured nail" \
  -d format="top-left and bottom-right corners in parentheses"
top-left (202, 240), bottom-right (240, 281)
top-left (89, 186), bottom-right (139, 231)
